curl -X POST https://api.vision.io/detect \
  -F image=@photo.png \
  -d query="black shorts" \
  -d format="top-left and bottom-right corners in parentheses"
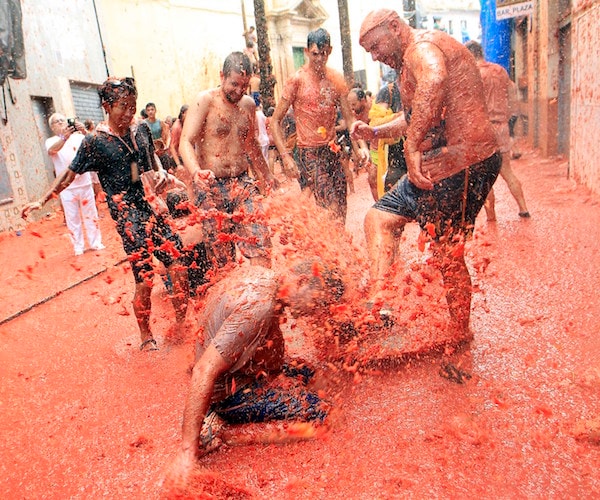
top-left (116, 207), bottom-right (183, 284)
top-left (297, 145), bottom-right (347, 220)
top-left (373, 153), bottom-right (502, 239)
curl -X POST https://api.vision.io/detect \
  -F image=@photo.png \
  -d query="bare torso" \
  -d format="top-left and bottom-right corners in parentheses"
top-left (195, 88), bottom-right (255, 178)
top-left (401, 30), bottom-right (497, 182)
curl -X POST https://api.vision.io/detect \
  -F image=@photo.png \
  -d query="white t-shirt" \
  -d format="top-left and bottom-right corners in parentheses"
top-left (255, 109), bottom-right (269, 148)
top-left (45, 133), bottom-right (92, 190)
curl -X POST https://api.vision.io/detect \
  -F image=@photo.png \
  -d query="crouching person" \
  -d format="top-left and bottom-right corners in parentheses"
top-left (168, 259), bottom-right (345, 481)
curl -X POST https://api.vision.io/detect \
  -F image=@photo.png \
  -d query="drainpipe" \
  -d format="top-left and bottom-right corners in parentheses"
top-left (480, 0), bottom-right (512, 72)
top-left (92, 0), bottom-right (110, 77)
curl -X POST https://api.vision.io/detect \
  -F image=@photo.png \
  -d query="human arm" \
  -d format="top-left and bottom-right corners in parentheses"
top-left (21, 168), bottom-right (77, 218)
top-left (46, 119), bottom-right (85, 155)
top-left (161, 121), bottom-right (171, 150)
top-left (170, 343), bottom-right (231, 480)
top-left (350, 111), bottom-right (408, 142)
top-left (402, 42), bottom-right (448, 190)
top-left (271, 97), bottom-right (299, 179)
top-left (179, 92), bottom-right (216, 193)
top-left (339, 95), bottom-right (369, 166)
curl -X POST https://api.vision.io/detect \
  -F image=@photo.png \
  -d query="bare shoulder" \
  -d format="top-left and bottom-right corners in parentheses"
top-left (326, 67), bottom-right (349, 93)
top-left (239, 94), bottom-right (257, 113)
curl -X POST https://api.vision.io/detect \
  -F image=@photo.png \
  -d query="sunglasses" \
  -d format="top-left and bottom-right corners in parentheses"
top-left (108, 77), bottom-right (135, 88)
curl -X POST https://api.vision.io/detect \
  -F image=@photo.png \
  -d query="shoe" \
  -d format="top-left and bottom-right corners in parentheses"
top-left (91, 244), bottom-right (106, 250)
top-left (74, 249), bottom-right (84, 256)
top-left (518, 211), bottom-right (531, 218)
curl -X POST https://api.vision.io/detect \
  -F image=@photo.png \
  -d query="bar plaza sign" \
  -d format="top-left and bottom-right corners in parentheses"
top-left (496, 0), bottom-right (534, 20)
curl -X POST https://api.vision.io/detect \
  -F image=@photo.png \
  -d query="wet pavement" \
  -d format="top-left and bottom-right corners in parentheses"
top-left (1, 148), bottom-right (599, 498)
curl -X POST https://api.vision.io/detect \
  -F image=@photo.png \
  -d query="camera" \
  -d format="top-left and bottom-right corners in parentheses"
top-left (67, 118), bottom-right (77, 128)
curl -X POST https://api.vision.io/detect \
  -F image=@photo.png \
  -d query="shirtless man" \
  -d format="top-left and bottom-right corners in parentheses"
top-left (351, 10), bottom-right (501, 337)
top-left (271, 28), bottom-right (368, 223)
top-left (167, 260), bottom-right (343, 484)
top-left (465, 41), bottom-right (530, 220)
top-left (179, 52), bottom-right (275, 268)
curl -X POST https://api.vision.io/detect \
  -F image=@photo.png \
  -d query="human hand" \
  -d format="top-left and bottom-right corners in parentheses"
top-left (191, 169), bottom-right (215, 194)
top-left (357, 146), bottom-right (370, 169)
top-left (350, 121), bottom-right (373, 141)
top-left (281, 154), bottom-right (299, 179)
top-left (406, 149), bottom-right (434, 190)
top-left (74, 120), bottom-right (86, 134)
top-left (21, 200), bottom-right (42, 219)
top-left (153, 169), bottom-right (168, 193)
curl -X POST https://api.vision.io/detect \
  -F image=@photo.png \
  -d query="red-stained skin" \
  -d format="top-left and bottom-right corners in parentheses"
top-left (1, 151), bottom-right (600, 497)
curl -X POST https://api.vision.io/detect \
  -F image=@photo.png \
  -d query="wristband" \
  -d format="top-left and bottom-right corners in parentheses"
top-left (59, 134), bottom-right (66, 141)
top-left (373, 127), bottom-right (379, 138)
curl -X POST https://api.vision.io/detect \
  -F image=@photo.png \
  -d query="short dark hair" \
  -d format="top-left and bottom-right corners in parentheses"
top-left (307, 28), bottom-right (331, 50)
top-left (223, 52), bottom-right (252, 78)
top-left (178, 104), bottom-right (189, 121)
top-left (98, 77), bottom-right (137, 105)
top-left (145, 102), bottom-right (156, 110)
top-left (465, 40), bottom-right (484, 60)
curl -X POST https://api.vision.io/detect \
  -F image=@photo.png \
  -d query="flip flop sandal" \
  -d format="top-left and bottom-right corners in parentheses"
top-left (200, 411), bottom-right (224, 453)
top-left (140, 338), bottom-right (159, 351)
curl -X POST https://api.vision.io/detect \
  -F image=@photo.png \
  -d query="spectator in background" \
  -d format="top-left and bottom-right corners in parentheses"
top-left (248, 64), bottom-right (261, 107)
top-left (169, 104), bottom-right (189, 175)
top-left (44, 113), bottom-right (104, 256)
top-left (145, 102), bottom-right (175, 171)
top-left (465, 41), bottom-right (530, 220)
top-left (255, 102), bottom-right (270, 164)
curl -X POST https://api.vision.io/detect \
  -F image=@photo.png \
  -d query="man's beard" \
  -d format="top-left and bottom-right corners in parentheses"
top-left (224, 91), bottom-right (242, 104)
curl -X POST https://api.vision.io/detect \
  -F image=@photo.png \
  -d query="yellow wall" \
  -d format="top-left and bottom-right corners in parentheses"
top-left (95, 0), bottom-right (251, 118)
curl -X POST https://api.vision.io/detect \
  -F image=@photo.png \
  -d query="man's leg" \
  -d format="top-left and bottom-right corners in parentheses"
top-left (431, 239), bottom-right (472, 337)
top-left (484, 187), bottom-right (497, 222)
top-left (166, 261), bottom-right (189, 323)
top-left (499, 153), bottom-right (529, 216)
top-left (364, 207), bottom-right (408, 302)
top-left (133, 281), bottom-right (155, 348)
top-left (61, 190), bottom-right (85, 255)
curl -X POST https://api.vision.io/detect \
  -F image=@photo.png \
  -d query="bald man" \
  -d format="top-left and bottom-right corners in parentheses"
top-left (351, 9), bottom-right (501, 338)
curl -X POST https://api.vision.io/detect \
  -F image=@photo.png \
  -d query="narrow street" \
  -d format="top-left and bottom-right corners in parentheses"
top-left (1, 148), bottom-right (599, 498)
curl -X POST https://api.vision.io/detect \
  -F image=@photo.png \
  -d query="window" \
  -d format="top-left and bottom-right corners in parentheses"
top-left (70, 82), bottom-right (105, 125)
top-left (292, 47), bottom-right (305, 70)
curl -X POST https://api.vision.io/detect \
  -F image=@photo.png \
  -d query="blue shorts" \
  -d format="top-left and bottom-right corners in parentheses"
top-left (211, 364), bottom-right (328, 424)
top-left (373, 153), bottom-right (501, 239)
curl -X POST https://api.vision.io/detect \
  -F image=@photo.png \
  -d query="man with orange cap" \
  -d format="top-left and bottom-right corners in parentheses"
top-left (351, 9), bottom-right (501, 339)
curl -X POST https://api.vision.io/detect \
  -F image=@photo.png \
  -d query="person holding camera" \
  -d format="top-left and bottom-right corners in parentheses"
top-left (44, 113), bottom-right (104, 256)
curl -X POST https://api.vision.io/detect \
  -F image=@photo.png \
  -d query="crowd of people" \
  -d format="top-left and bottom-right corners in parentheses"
top-left (21, 9), bottom-right (531, 490)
